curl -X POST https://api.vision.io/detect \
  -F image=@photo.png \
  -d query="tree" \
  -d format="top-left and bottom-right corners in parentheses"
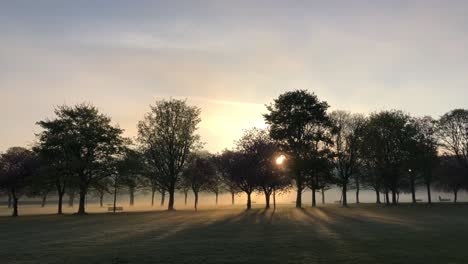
top-left (409, 116), bottom-right (439, 204)
top-left (437, 109), bottom-right (468, 171)
top-left (219, 150), bottom-right (258, 210)
top-left (329, 111), bottom-right (367, 206)
top-left (360, 110), bottom-right (416, 205)
top-left (37, 103), bottom-right (124, 215)
top-left (182, 152), bottom-right (216, 211)
top-left (435, 155), bottom-right (466, 202)
top-left (215, 151), bottom-right (241, 205)
top-left (0, 147), bottom-right (39, 217)
top-left (236, 128), bottom-right (289, 209)
top-left (138, 99), bottom-right (201, 210)
top-left (264, 90), bottom-right (331, 208)
top-left (117, 147), bottom-right (143, 206)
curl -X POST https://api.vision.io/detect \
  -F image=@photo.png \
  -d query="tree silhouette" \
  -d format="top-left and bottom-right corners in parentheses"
top-left (0, 147), bottom-right (39, 216)
top-left (36, 103), bottom-right (124, 214)
top-left (329, 111), bottom-right (367, 206)
top-left (138, 99), bottom-right (201, 210)
top-left (264, 90), bottom-right (331, 208)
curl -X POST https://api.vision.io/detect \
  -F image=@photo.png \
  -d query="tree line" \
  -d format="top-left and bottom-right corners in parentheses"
top-left (1, 90), bottom-right (467, 216)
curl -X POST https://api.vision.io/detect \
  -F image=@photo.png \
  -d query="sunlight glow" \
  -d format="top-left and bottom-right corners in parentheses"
top-left (276, 155), bottom-right (286, 165)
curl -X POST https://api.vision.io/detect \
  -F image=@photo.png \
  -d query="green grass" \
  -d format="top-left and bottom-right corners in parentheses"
top-left (1, 204), bottom-right (468, 264)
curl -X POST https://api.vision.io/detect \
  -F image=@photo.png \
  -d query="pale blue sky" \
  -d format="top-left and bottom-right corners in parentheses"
top-left (1, 0), bottom-right (468, 152)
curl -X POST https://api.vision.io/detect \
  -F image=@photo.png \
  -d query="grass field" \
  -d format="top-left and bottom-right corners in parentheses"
top-left (1, 204), bottom-right (468, 264)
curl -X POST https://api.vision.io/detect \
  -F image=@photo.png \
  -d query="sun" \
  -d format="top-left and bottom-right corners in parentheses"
top-left (276, 155), bottom-right (286, 165)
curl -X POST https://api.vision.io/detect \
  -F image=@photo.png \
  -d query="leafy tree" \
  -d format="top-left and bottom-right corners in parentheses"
top-left (435, 155), bottom-right (466, 202)
top-left (360, 110), bottom-right (416, 205)
top-left (138, 99), bottom-right (201, 210)
top-left (215, 151), bottom-right (241, 205)
top-left (219, 150), bottom-right (258, 209)
top-left (437, 109), bottom-right (468, 171)
top-left (117, 147), bottom-right (143, 206)
top-left (329, 111), bottom-right (367, 206)
top-left (264, 90), bottom-right (331, 208)
top-left (408, 116), bottom-right (439, 203)
top-left (37, 103), bottom-right (124, 214)
top-left (0, 147), bottom-right (39, 216)
top-left (182, 152), bottom-right (216, 211)
top-left (236, 128), bottom-right (289, 209)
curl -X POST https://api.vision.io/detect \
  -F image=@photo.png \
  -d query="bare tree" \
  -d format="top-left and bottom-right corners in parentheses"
top-left (138, 99), bottom-right (201, 210)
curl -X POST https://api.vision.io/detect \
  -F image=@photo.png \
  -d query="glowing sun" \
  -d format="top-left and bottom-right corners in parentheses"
top-left (276, 155), bottom-right (286, 165)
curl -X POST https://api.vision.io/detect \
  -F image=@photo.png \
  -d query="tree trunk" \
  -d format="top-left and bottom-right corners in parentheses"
top-left (7, 192), bottom-right (12, 208)
top-left (397, 192), bottom-right (400, 203)
top-left (68, 192), bottom-right (75, 207)
top-left (426, 183), bottom-right (432, 204)
top-left (246, 192), bottom-right (252, 210)
top-left (355, 176), bottom-right (360, 204)
top-left (41, 193), bottom-right (47, 207)
top-left (312, 188), bottom-right (316, 207)
top-left (410, 177), bottom-right (416, 203)
top-left (184, 190), bottom-right (188, 205)
top-left (273, 189), bottom-right (276, 209)
top-left (99, 192), bottom-right (104, 208)
top-left (231, 191), bottom-right (235, 205)
top-left (57, 192), bottom-right (64, 215)
top-left (215, 192), bottom-right (219, 205)
top-left (454, 189), bottom-right (458, 203)
top-left (391, 189), bottom-right (397, 205)
top-left (11, 189), bottom-right (18, 217)
top-left (264, 191), bottom-right (271, 209)
top-left (296, 183), bottom-right (303, 208)
top-left (342, 183), bottom-right (348, 206)
top-left (77, 189), bottom-right (86, 215)
top-left (151, 189), bottom-right (155, 206)
top-left (160, 191), bottom-right (166, 207)
top-left (321, 188), bottom-right (325, 204)
top-left (113, 181), bottom-right (117, 214)
top-left (385, 189), bottom-right (390, 205)
top-left (129, 187), bottom-right (135, 206)
top-left (167, 188), bottom-right (175, 211)
top-left (194, 191), bottom-right (199, 211)
top-left (375, 189), bottom-right (381, 204)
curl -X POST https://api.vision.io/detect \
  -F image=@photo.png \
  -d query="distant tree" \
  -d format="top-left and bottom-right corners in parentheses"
top-left (206, 170), bottom-right (224, 206)
top-left (215, 151), bottom-right (241, 205)
top-left (179, 176), bottom-right (191, 206)
top-left (28, 163), bottom-right (55, 208)
top-left (138, 99), bottom-right (201, 210)
top-left (236, 128), bottom-right (289, 209)
top-left (304, 153), bottom-right (334, 207)
top-left (408, 116), bottom-right (439, 204)
top-left (182, 152), bottom-right (216, 211)
top-left (264, 90), bottom-right (331, 208)
top-left (435, 155), bottom-right (466, 203)
top-left (329, 111), bottom-right (367, 206)
top-left (117, 147), bottom-right (143, 206)
top-left (91, 178), bottom-right (112, 208)
top-left (220, 150), bottom-right (258, 210)
top-left (0, 147), bottom-right (39, 217)
top-left (37, 103), bottom-right (124, 214)
top-left (437, 109), bottom-right (468, 171)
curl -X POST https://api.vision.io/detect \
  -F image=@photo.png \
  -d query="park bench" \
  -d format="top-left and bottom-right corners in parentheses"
top-left (334, 200), bottom-right (341, 204)
top-left (438, 196), bottom-right (451, 202)
top-left (415, 199), bottom-right (423, 202)
top-left (107, 206), bottom-right (124, 212)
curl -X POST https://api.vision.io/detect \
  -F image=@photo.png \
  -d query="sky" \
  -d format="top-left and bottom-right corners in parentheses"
top-left (2, 0), bottom-right (468, 152)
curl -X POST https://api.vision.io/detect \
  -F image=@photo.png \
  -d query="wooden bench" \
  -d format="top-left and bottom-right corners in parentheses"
top-left (108, 206), bottom-right (123, 212)
top-left (415, 199), bottom-right (423, 202)
top-left (334, 200), bottom-right (342, 204)
top-left (439, 196), bottom-right (451, 202)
